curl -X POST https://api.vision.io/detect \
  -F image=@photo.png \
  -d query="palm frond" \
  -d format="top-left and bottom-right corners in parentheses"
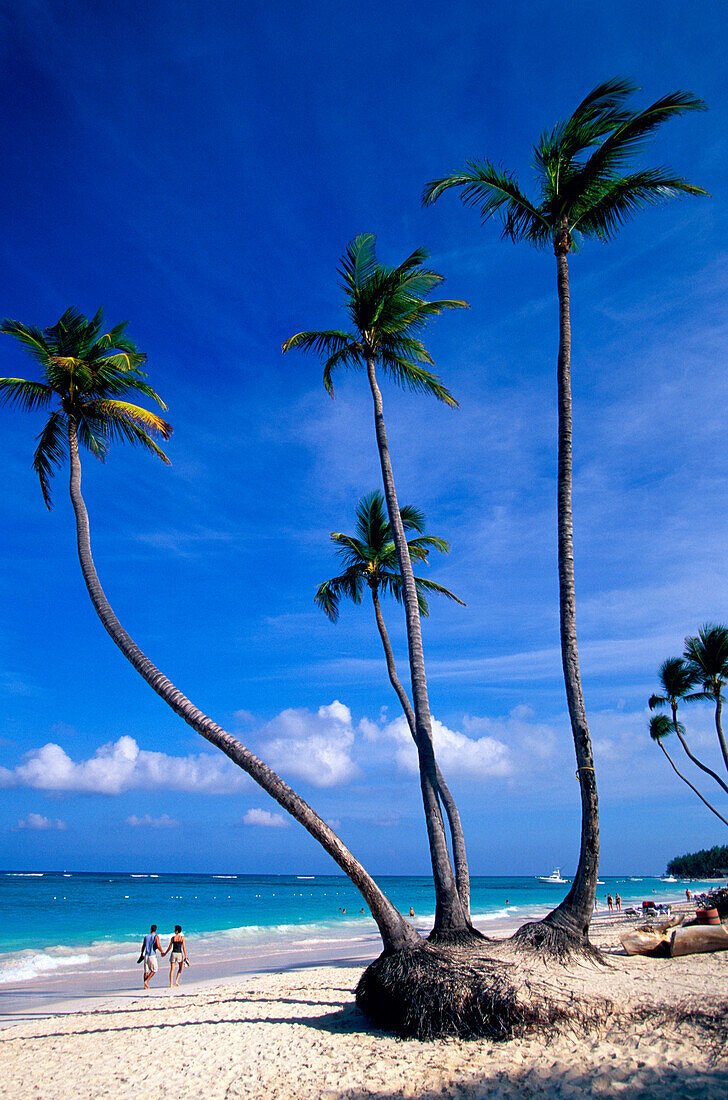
top-left (572, 169), bottom-right (707, 239)
top-left (76, 414), bottom-right (109, 461)
top-left (412, 576), bottom-right (466, 605)
top-left (85, 404), bottom-right (171, 463)
top-left (0, 320), bottom-right (52, 366)
top-left (648, 694), bottom-right (667, 711)
top-left (32, 412), bottom-right (67, 509)
top-left (87, 400), bottom-right (172, 440)
top-left (0, 378), bottom-right (54, 412)
top-left (338, 233), bottom-right (380, 294)
top-left (398, 503), bottom-right (426, 533)
top-left (377, 352), bottom-right (458, 406)
top-left (282, 330), bottom-right (356, 358)
top-left (423, 162), bottom-right (550, 246)
top-left (407, 534), bottom-right (450, 555)
top-left (650, 713), bottom-right (684, 741)
top-left (315, 568), bottom-right (365, 621)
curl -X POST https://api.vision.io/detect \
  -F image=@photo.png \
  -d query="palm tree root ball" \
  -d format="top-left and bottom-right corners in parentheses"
top-left (355, 940), bottom-right (597, 1041)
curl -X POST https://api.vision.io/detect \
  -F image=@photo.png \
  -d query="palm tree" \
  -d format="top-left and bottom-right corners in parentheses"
top-left (316, 490), bottom-right (472, 918)
top-left (423, 79), bottom-right (706, 950)
top-left (683, 624), bottom-right (728, 774)
top-left (283, 234), bottom-right (471, 936)
top-left (649, 656), bottom-right (728, 796)
top-left (0, 307), bottom-right (420, 954)
top-left (649, 716), bottom-right (728, 828)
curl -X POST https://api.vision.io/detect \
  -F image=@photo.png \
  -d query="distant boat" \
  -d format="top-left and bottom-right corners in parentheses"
top-left (596, 879), bottom-right (605, 885)
top-left (660, 875), bottom-right (677, 883)
top-left (536, 868), bottom-right (569, 884)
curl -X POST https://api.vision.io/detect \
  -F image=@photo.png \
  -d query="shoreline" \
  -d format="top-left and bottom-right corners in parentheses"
top-left (2, 903), bottom-right (726, 1100)
top-left (0, 897), bottom-right (695, 1030)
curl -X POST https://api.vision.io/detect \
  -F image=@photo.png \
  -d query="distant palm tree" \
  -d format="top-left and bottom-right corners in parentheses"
top-left (683, 624), bottom-right (728, 774)
top-left (424, 79), bottom-right (706, 949)
top-left (283, 234), bottom-right (471, 936)
top-left (649, 656), bottom-right (728, 796)
top-left (1, 308), bottom-right (419, 954)
top-left (316, 490), bottom-right (471, 917)
top-left (649, 715), bottom-right (728, 827)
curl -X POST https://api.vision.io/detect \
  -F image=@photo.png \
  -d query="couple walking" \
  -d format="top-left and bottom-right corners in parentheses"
top-left (140, 924), bottom-right (188, 988)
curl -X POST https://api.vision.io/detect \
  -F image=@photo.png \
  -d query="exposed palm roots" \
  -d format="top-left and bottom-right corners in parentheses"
top-left (511, 918), bottom-right (604, 965)
top-left (355, 940), bottom-right (604, 1041)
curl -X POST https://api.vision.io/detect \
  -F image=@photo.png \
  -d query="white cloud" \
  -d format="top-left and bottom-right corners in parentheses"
top-left (258, 701), bottom-right (359, 787)
top-left (126, 813), bottom-right (179, 828)
top-left (242, 808), bottom-right (289, 828)
top-left (16, 812), bottom-right (66, 831)
top-left (366, 713), bottom-right (513, 779)
top-left (1, 736), bottom-right (252, 795)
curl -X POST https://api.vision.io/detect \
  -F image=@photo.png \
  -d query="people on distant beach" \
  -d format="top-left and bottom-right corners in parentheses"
top-left (607, 893), bottom-right (613, 913)
top-left (615, 893), bottom-right (621, 912)
top-left (140, 924), bottom-right (163, 989)
top-left (594, 898), bottom-right (599, 913)
top-left (167, 925), bottom-right (188, 987)
top-left (409, 907), bottom-right (415, 917)
top-left (686, 888), bottom-right (691, 902)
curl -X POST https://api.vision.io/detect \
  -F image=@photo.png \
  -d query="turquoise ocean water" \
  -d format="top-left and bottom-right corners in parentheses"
top-left (0, 870), bottom-right (716, 988)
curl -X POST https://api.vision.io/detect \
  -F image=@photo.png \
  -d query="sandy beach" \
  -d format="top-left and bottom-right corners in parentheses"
top-left (1, 904), bottom-right (726, 1099)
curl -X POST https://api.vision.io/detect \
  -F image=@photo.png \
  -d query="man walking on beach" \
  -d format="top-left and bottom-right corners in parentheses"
top-left (140, 924), bottom-right (163, 989)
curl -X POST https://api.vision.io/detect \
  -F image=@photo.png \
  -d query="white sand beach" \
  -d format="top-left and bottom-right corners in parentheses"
top-left (2, 906), bottom-right (726, 1100)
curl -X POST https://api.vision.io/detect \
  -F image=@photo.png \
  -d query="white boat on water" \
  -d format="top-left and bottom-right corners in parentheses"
top-left (660, 875), bottom-right (677, 883)
top-left (536, 868), bottom-right (569, 884)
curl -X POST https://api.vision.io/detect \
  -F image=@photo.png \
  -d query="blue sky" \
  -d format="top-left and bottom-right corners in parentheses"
top-left (1, 0), bottom-right (727, 877)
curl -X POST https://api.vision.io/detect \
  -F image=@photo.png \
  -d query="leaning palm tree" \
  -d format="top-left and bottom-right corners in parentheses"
top-left (683, 624), bottom-right (728, 774)
top-left (317, 489), bottom-right (471, 918)
top-left (283, 233), bottom-right (471, 937)
top-left (649, 716), bottom-right (728, 828)
top-left (649, 656), bottom-right (728, 797)
top-left (0, 307), bottom-right (419, 955)
top-left (424, 79), bottom-right (706, 954)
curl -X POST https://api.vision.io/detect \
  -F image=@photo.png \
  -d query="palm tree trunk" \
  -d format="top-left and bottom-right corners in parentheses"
top-left (672, 704), bottom-right (728, 796)
top-left (365, 357), bottom-right (468, 936)
top-left (370, 587), bottom-right (472, 921)
top-left (713, 693), bottom-right (728, 773)
top-left (657, 740), bottom-right (728, 827)
top-left (547, 240), bottom-right (600, 940)
top-left (66, 417), bottom-right (419, 953)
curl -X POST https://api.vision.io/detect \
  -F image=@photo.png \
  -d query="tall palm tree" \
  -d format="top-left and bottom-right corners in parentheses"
top-left (1, 307), bottom-right (420, 954)
top-left (423, 79), bottom-right (706, 948)
top-left (316, 490), bottom-right (472, 918)
top-left (283, 234), bottom-right (471, 936)
top-left (649, 656), bottom-right (728, 796)
top-left (649, 716), bottom-right (728, 828)
top-left (683, 624), bottom-right (728, 774)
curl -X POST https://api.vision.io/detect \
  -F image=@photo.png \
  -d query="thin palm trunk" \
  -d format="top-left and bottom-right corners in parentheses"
top-left (370, 586), bottom-right (472, 921)
top-left (66, 417), bottom-right (419, 953)
top-left (657, 739), bottom-right (728, 827)
top-left (712, 693), bottom-right (728, 773)
top-left (365, 358), bottom-right (468, 935)
top-left (549, 237), bottom-right (600, 938)
top-left (671, 703), bottom-right (728, 796)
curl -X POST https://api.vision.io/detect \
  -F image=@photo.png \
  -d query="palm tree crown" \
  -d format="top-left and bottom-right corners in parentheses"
top-left (282, 233), bottom-right (467, 400)
top-left (0, 307), bottom-right (171, 507)
top-left (683, 624), bottom-right (728, 698)
top-left (648, 656), bottom-right (696, 713)
top-left (423, 78), bottom-right (706, 254)
top-left (649, 713), bottom-right (685, 743)
top-left (315, 490), bottom-right (464, 621)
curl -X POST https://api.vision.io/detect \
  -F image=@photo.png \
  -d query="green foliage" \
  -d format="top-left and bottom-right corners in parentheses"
top-left (0, 308), bottom-right (171, 507)
top-left (315, 490), bottom-right (464, 622)
top-left (282, 233), bottom-right (467, 403)
top-left (666, 845), bottom-right (728, 878)
top-left (423, 79), bottom-right (707, 253)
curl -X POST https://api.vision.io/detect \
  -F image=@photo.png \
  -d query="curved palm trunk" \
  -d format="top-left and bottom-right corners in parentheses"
top-left (671, 703), bottom-right (728, 796)
top-left (657, 740), bottom-right (728, 827)
top-left (545, 240), bottom-right (599, 941)
top-left (365, 358), bottom-right (468, 936)
top-left (66, 418), bottom-right (419, 953)
top-left (370, 587), bottom-right (472, 921)
top-left (712, 692), bottom-right (728, 773)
